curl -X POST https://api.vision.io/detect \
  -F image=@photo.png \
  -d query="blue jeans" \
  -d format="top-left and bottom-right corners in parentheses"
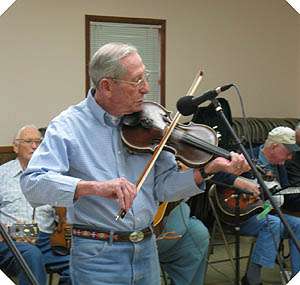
top-left (0, 231), bottom-right (71, 285)
top-left (70, 234), bottom-right (160, 285)
top-left (35, 232), bottom-right (71, 285)
top-left (157, 202), bottom-right (210, 285)
top-left (240, 213), bottom-right (300, 276)
top-left (0, 240), bottom-right (47, 285)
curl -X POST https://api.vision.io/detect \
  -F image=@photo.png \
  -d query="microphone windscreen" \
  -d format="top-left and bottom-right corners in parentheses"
top-left (220, 84), bottom-right (234, 92)
top-left (176, 96), bottom-right (197, 116)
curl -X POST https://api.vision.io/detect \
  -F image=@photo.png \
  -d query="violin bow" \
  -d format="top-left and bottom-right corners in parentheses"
top-left (116, 70), bottom-right (204, 220)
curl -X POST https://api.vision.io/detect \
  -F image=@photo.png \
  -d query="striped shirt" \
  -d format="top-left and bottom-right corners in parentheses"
top-left (0, 159), bottom-right (55, 233)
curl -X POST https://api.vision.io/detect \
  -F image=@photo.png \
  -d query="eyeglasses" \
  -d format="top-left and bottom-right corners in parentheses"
top-left (15, 139), bottom-right (42, 146)
top-left (112, 71), bottom-right (150, 89)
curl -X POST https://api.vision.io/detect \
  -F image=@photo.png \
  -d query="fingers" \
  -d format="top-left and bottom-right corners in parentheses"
top-left (120, 180), bottom-right (136, 211)
top-left (229, 152), bottom-right (250, 175)
top-left (249, 184), bottom-right (261, 196)
top-left (206, 152), bottom-right (250, 175)
top-left (114, 178), bottom-right (137, 211)
top-left (235, 177), bottom-right (261, 197)
top-left (94, 178), bottom-right (137, 212)
top-left (253, 188), bottom-right (261, 197)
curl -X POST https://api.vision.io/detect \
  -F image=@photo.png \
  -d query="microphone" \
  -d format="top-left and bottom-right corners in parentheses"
top-left (176, 84), bottom-right (233, 116)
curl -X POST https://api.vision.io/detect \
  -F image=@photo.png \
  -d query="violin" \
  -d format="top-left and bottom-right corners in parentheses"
top-left (121, 101), bottom-right (231, 168)
top-left (115, 71), bottom-right (203, 221)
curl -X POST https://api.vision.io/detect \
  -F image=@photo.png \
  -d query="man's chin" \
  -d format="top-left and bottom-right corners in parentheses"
top-left (122, 103), bottom-right (144, 115)
top-left (131, 104), bottom-right (143, 113)
top-left (135, 105), bottom-right (143, 112)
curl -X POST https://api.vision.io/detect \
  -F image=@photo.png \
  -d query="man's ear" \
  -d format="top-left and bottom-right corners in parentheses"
top-left (13, 142), bottom-right (19, 155)
top-left (98, 78), bottom-right (112, 92)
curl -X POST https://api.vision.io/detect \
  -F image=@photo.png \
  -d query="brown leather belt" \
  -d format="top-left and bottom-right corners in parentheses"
top-left (72, 225), bottom-right (153, 243)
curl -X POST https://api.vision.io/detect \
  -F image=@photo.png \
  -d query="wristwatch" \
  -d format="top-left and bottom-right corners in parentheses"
top-left (199, 167), bottom-right (214, 181)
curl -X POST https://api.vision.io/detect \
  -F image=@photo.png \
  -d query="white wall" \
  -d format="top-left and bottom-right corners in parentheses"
top-left (0, 0), bottom-right (299, 145)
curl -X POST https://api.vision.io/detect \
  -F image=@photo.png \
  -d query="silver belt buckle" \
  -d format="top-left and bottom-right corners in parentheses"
top-left (129, 231), bottom-right (144, 243)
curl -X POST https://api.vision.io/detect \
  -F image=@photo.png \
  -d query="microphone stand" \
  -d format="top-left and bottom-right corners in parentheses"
top-left (234, 191), bottom-right (242, 285)
top-left (0, 223), bottom-right (38, 285)
top-left (209, 98), bottom-right (300, 256)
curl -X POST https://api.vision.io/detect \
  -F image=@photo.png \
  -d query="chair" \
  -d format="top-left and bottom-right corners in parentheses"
top-left (46, 265), bottom-right (56, 285)
top-left (208, 184), bottom-right (293, 284)
top-left (46, 263), bottom-right (69, 285)
top-left (207, 184), bottom-right (256, 276)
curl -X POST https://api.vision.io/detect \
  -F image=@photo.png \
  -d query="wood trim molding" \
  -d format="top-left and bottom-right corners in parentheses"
top-left (85, 15), bottom-right (166, 106)
top-left (0, 146), bottom-right (16, 165)
top-left (0, 146), bottom-right (13, 153)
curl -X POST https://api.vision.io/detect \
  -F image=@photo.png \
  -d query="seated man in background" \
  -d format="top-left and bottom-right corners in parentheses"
top-left (281, 122), bottom-right (300, 212)
top-left (214, 126), bottom-right (300, 285)
top-left (157, 201), bottom-right (209, 285)
top-left (0, 125), bottom-right (70, 285)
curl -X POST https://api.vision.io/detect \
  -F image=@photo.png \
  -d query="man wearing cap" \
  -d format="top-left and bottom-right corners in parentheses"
top-left (257, 126), bottom-right (300, 179)
top-left (213, 126), bottom-right (300, 285)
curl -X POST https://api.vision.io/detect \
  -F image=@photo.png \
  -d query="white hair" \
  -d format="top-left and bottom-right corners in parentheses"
top-left (89, 42), bottom-right (138, 88)
top-left (13, 124), bottom-right (40, 144)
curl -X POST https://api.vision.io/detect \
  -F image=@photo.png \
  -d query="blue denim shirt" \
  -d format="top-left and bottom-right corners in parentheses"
top-left (20, 89), bottom-right (202, 231)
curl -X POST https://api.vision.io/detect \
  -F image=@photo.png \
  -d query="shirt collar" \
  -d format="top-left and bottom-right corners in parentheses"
top-left (258, 144), bottom-right (275, 173)
top-left (11, 159), bottom-right (23, 177)
top-left (86, 88), bottom-right (121, 127)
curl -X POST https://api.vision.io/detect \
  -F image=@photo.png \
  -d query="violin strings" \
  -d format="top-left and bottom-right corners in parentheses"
top-left (172, 129), bottom-right (230, 159)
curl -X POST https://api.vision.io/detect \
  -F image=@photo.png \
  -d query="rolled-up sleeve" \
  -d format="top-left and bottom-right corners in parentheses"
top-left (20, 122), bottom-right (80, 208)
top-left (153, 151), bottom-right (205, 202)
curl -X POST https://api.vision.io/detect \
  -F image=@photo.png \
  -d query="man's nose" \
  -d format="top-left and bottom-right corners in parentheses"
top-left (31, 142), bottom-right (39, 149)
top-left (140, 81), bottom-right (150, 94)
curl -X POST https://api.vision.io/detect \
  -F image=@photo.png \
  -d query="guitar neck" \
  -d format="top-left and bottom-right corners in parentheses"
top-left (274, 187), bottom-right (300, 195)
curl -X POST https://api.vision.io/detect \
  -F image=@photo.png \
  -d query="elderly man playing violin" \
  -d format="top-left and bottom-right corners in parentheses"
top-left (20, 42), bottom-right (249, 285)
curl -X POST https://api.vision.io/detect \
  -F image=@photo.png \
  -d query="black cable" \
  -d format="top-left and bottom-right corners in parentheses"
top-left (231, 84), bottom-right (255, 160)
top-left (231, 84), bottom-right (291, 283)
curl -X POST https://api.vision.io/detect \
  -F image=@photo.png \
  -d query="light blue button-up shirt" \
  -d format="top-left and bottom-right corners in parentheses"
top-left (0, 159), bottom-right (56, 233)
top-left (21, 89), bottom-right (203, 231)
